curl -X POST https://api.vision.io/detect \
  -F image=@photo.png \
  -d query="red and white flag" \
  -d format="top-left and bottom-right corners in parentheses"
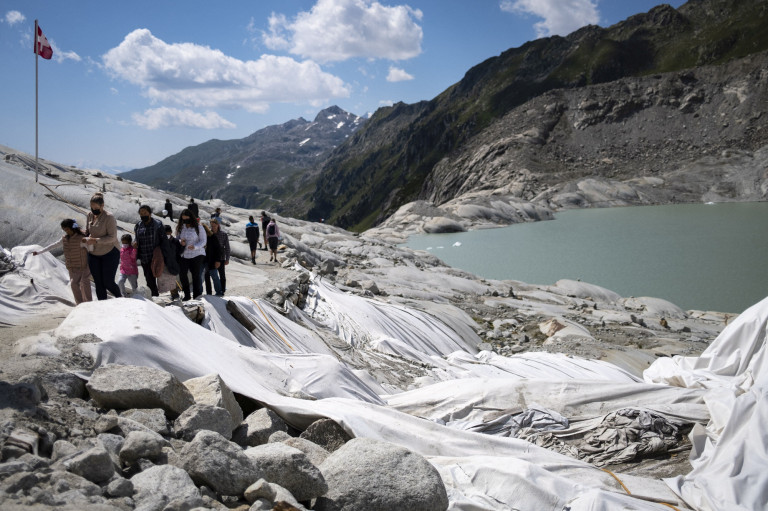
top-left (34, 23), bottom-right (53, 60)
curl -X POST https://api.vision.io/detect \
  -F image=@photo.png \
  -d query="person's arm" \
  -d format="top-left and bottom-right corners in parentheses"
top-left (32, 237), bottom-right (63, 255)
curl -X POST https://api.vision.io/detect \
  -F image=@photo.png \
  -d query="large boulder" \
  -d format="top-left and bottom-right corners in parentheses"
top-left (181, 430), bottom-right (263, 496)
top-left (282, 437), bottom-right (331, 467)
top-left (299, 418), bottom-right (351, 452)
top-left (233, 408), bottom-right (289, 447)
top-left (184, 374), bottom-right (244, 432)
top-left (58, 444), bottom-right (115, 484)
top-left (119, 430), bottom-right (169, 465)
top-left (120, 408), bottom-right (170, 435)
top-left (314, 438), bottom-right (448, 511)
top-left (174, 403), bottom-right (233, 441)
top-left (131, 464), bottom-right (202, 510)
top-left (244, 443), bottom-right (327, 501)
top-left (86, 364), bottom-right (195, 417)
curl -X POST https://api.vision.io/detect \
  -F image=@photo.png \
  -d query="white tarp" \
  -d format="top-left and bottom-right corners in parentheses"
top-left (644, 296), bottom-right (768, 511)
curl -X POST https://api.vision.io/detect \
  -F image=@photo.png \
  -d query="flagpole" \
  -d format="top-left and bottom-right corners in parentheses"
top-left (35, 19), bottom-right (39, 183)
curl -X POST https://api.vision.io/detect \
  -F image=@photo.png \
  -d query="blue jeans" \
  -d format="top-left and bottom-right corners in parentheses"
top-left (87, 247), bottom-right (122, 300)
top-left (205, 266), bottom-right (223, 295)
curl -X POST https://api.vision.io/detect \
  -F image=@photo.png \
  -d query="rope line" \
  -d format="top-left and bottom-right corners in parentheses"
top-left (601, 469), bottom-right (681, 511)
top-left (248, 297), bottom-right (294, 351)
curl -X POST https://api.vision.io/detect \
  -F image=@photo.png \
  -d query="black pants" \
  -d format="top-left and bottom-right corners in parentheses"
top-left (141, 261), bottom-right (159, 296)
top-left (87, 247), bottom-right (121, 300)
top-left (218, 261), bottom-right (226, 293)
top-left (179, 255), bottom-right (204, 299)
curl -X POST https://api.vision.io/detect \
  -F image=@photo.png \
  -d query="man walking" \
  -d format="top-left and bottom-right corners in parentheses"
top-left (245, 215), bottom-right (260, 264)
top-left (210, 218), bottom-right (230, 294)
top-left (134, 205), bottom-right (165, 297)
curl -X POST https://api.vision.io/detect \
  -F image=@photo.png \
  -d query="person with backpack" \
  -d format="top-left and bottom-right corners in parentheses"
top-left (266, 217), bottom-right (281, 263)
top-left (260, 211), bottom-right (270, 251)
top-left (32, 218), bottom-right (93, 304)
top-left (245, 215), bottom-right (260, 264)
top-left (176, 209), bottom-right (206, 301)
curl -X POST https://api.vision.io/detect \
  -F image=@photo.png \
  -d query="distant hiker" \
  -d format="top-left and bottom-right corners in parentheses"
top-left (160, 225), bottom-right (181, 300)
top-left (266, 217), bottom-right (281, 263)
top-left (260, 211), bottom-right (271, 251)
top-left (118, 233), bottom-right (139, 296)
top-left (32, 219), bottom-right (92, 304)
top-left (245, 215), bottom-right (260, 264)
top-left (211, 218), bottom-right (230, 294)
top-left (203, 223), bottom-right (224, 296)
top-left (84, 192), bottom-right (122, 300)
top-left (134, 205), bottom-right (165, 297)
top-left (164, 198), bottom-right (174, 221)
top-left (210, 207), bottom-right (227, 233)
top-left (187, 198), bottom-right (199, 219)
top-left (176, 209), bottom-right (205, 301)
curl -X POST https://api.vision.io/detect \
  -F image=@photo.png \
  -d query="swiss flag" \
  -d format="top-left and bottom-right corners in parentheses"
top-left (34, 24), bottom-right (53, 60)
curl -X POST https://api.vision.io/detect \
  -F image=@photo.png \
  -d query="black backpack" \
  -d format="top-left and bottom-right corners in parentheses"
top-left (267, 224), bottom-right (276, 236)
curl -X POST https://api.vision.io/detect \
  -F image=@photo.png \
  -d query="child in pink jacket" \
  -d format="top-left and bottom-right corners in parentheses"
top-left (118, 233), bottom-right (139, 296)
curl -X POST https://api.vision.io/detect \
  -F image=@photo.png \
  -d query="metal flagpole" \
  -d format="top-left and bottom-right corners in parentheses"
top-left (35, 19), bottom-right (39, 183)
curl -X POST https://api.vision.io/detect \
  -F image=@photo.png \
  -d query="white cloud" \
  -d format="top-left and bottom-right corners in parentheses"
top-left (103, 29), bottom-right (350, 113)
top-left (50, 41), bottom-right (81, 63)
top-left (379, 99), bottom-right (394, 107)
top-left (132, 107), bottom-right (236, 130)
top-left (386, 66), bottom-right (413, 82)
top-left (265, 0), bottom-right (423, 63)
top-left (4, 10), bottom-right (25, 25)
top-left (500, 0), bottom-right (599, 38)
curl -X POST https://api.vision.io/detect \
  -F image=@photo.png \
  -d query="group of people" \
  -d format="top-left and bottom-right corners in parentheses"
top-left (33, 193), bottom-right (237, 304)
top-left (245, 211), bottom-right (281, 264)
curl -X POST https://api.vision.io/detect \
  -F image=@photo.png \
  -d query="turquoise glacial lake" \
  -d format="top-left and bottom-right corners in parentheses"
top-left (404, 202), bottom-right (768, 314)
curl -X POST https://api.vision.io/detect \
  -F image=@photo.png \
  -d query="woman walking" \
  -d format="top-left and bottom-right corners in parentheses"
top-left (176, 209), bottom-right (206, 301)
top-left (266, 217), bottom-right (281, 263)
top-left (32, 219), bottom-right (93, 304)
top-left (203, 223), bottom-right (224, 296)
top-left (84, 193), bottom-right (122, 300)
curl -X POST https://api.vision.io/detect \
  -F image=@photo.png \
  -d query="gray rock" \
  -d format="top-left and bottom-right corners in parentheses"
top-left (86, 364), bottom-right (195, 417)
top-left (283, 437), bottom-right (331, 467)
top-left (181, 430), bottom-right (263, 496)
top-left (0, 380), bottom-right (42, 410)
top-left (314, 438), bottom-right (448, 511)
top-left (119, 431), bottom-right (169, 465)
top-left (244, 478), bottom-right (276, 504)
top-left (174, 404), bottom-right (233, 441)
top-left (96, 433), bottom-right (125, 470)
top-left (299, 418), bottom-right (351, 452)
top-left (106, 476), bottom-right (134, 498)
top-left (268, 431), bottom-right (292, 443)
top-left (1, 470), bottom-right (39, 493)
top-left (48, 469), bottom-right (102, 496)
top-left (60, 444), bottom-right (115, 483)
top-left (249, 497), bottom-right (273, 510)
top-left (41, 372), bottom-right (87, 398)
top-left (244, 443), bottom-right (327, 501)
top-left (183, 374), bottom-right (244, 432)
top-left (360, 280), bottom-right (381, 295)
top-left (131, 465), bottom-right (200, 509)
top-left (233, 408), bottom-right (289, 447)
top-left (120, 408), bottom-right (170, 436)
top-left (269, 482), bottom-right (307, 510)
top-left (0, 454), bottom-right (49, 478)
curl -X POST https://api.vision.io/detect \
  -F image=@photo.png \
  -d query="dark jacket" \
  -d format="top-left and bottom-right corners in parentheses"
top-left (162, 236), bottom-right (181, 275)
top-left (205, 233), bottom-right (222, 270)
top-left (188, 201), bottom-right (199, 218)
top-left (245, 222), bottom-right (259, 247)
top-left (134, 217), bottom-right (164, 264)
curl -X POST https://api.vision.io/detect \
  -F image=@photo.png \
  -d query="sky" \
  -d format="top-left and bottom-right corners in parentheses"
top-left (1, 0), bottom-right (686, 173)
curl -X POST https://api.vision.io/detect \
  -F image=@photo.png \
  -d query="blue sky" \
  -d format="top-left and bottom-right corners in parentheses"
top-left (1, 0), bottom-right (685, 172)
